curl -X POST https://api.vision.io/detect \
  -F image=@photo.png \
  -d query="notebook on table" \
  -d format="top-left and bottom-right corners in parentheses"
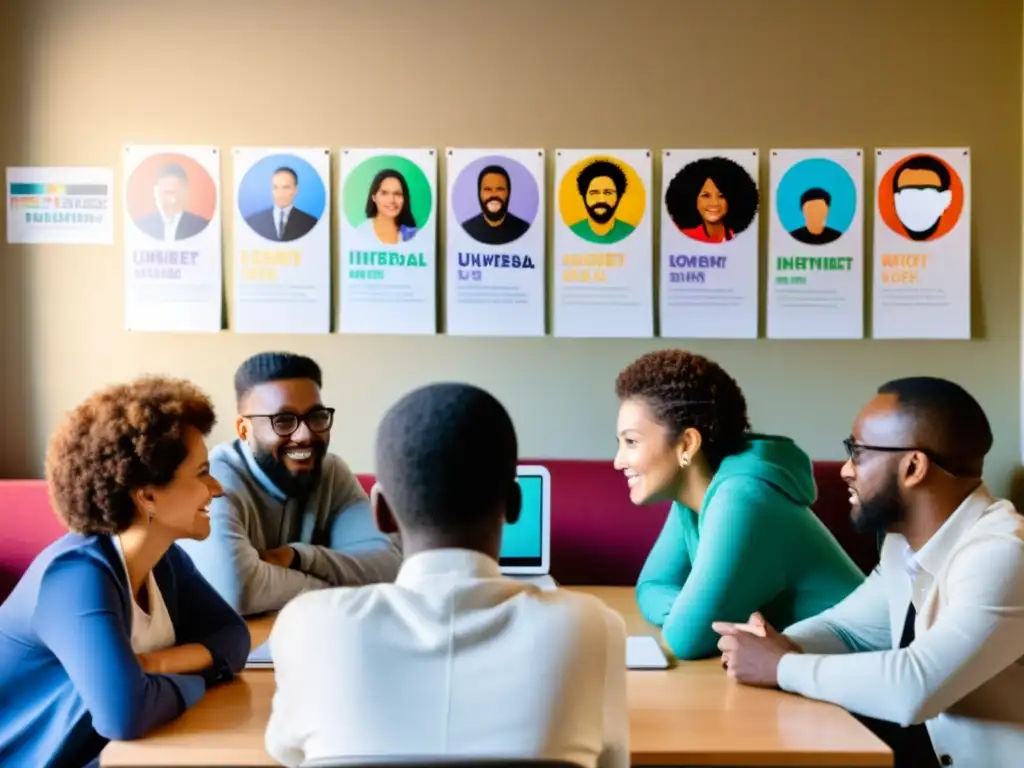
top-left (626, 636), bottom-right (670, 669)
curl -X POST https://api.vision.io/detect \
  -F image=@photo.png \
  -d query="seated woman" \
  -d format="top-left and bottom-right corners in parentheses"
top-left (614, 349), bottom-right (864, 660)
top-left (0, 376), bottom-right (251, 768)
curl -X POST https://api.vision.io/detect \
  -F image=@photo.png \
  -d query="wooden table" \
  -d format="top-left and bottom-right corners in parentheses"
top-left (101, 587), bottom-right (892, 767)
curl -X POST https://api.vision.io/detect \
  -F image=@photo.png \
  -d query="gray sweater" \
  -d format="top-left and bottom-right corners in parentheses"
top-left (178, 439), bottom-right (402, 616)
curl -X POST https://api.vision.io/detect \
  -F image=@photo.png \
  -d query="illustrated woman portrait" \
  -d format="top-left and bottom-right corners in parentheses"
top-left (363, 169), bottom-right (418, 245)
top-left (665, 157), bottom-right (759, 244)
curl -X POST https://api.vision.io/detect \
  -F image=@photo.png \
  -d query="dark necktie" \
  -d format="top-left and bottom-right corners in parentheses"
top-left (277, 212), bottom-right (285, 240)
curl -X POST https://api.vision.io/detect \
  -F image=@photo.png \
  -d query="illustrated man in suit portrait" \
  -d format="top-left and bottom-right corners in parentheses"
top-left (244, 167), bottom-right (318, 242)
top-left (135, 162), bottom-right (211, 242)
top-left (788, 187), bottom-right (842, 245)
top-left (569, 159), bottom-right (636, 245)
top-left (460, 165), bottom-right (530, 246)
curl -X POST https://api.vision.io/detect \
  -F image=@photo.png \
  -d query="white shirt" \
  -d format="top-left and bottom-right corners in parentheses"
top-left (112, 536), bottom-right (176, 654)
top-left (274, 205), bottom-right (292, 239)
top-left (161, 212), bottom-right (182, 242)
top-left (779, 485), bottom-right (1024, 768)
top-left (265, 548), bottom-right (628, 768)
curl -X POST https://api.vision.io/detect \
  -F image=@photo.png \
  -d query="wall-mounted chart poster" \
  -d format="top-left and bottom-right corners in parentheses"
top-left (660, 149), bottom-right (760, 338)
top-left (338, 148), bottom-right (437, 335)
top-left (553, 149), bottom-right (653, 338)
top-left (767, 148), bottom-right (864, 339)
top-left (445, 148), bottom-right (545, 337)
top-left (872, 148), bottom-right (971, 339)
top-left (6, 166), bottom-right (114, 244)
top-left (233, 148), bottom-right (331, 334)
top-left (123, 145), bottom-right (223, 332)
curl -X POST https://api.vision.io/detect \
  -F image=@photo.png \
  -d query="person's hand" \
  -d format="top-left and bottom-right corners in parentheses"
top-left (260, 546), bottom-right (297, 569)
top-left (711, 612), bottom-right (801, 688)
top-left (136, 652), bottom-right (161, 674)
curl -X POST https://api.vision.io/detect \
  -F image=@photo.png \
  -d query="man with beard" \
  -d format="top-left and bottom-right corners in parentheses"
top-left (569, 159), bottom-right (635, 245)
top-left (892, 155), bottom-right (954, 241)
top-left (711, 377), bottom-right (1024, 768)
top-left (179, 352), bottom-right (402, 616)
top-left (460, 165), bottom-right (530, 246)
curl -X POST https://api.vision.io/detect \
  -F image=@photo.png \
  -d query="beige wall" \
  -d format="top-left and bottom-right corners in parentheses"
top-left (1, 0), bottom-right (1021, 493)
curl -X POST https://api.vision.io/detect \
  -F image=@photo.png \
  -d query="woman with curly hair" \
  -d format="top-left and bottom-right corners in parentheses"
top-left (614, 350), bottom-right (863, 660)
top-left (0, 377), bottom-right (251, 768)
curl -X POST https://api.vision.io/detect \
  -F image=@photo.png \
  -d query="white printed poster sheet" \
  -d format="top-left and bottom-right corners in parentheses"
top-left (444, 148), bottom-right (545, 336)
top-left (6, 166), bottom-right (114, 245)
top-left (233, 147), bottom-right (331, 334)
top-left (553, 148), bottom-right (653, 338)
top-left (660, 149), bottom-right (759, 338)
top-left (767, 148), bottom-right (864, 339)
top-left (872, 148), bottom-right (971, 339)
top-left (123, 145), bottom-right (223, 332)
top-left (337, 148), bottom-right (437, 335)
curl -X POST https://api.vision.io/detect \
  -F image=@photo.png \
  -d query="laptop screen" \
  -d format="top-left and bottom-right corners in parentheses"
top-left (499, 474), bottom-right (544, 567)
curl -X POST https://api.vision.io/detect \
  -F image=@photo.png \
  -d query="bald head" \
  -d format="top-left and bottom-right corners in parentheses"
top-left (869, 377), bottom-right (991, 477)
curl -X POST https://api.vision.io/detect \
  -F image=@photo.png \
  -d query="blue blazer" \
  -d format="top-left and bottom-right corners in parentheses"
top-left (0, 533), bottom-right (251, 768)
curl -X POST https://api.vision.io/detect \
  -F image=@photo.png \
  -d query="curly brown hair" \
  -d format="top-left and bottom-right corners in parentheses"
top-left (615, 349), bottom-right (751, 470)
top-left (45, 376), bottom-right (217, 535)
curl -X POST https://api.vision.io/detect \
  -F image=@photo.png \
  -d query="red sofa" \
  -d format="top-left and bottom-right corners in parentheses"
top-left (0, 459), bottom-right (876, 602)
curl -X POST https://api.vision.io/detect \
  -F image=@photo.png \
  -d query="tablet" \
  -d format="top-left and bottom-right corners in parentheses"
top-left (626, 636), bottom-right (670, 669)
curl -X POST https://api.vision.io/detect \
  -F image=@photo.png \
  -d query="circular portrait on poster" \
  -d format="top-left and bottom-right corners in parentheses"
top-left (126, 152), bottom-right (216, 242)
top-left (775, 158), bottom-right (856, 246)
top-left (238, 154), bottom-right (326, 242)
top-left (451, 155), bottom-right (539, 246)
top-left (877, 153), bottom-right (964, 243)
top-left (343, 154), bottom-right (433, 246)
top-left (665, 156), bottom-right (759, 244)
top-left (558, 155), bottom-right (646, 246)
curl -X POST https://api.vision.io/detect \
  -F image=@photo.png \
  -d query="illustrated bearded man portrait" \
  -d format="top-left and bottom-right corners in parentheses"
top-left (569, 159), bottom-right (636, 245)
top-left (460, 164), bottom-right (530, 246)
top-left (891, 155), bottom-right (954, 242)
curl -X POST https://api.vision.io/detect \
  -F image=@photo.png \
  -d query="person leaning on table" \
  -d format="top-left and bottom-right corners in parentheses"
top-left (714, 377), bottom-right (1024, 768)
top-left (0, 377), bottom-right (251, 768)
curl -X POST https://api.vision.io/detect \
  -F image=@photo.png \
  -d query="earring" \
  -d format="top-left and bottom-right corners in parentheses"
top-left (680, 454), bottom-right (690, 468)
top-left (147, 505), bottom-right (155, 522)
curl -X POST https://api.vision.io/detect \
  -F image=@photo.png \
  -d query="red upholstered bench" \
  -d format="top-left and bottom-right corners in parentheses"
top-left (0, 459), bottom-right (876, 602)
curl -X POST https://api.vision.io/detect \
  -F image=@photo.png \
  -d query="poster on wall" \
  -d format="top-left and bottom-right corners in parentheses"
top-left (767, 148), bottom-right (864, 339)
top-left (553, 148), bottom-right (653, 338)
top-left (123, 145), bottom-right (223, 332)
top-left (872, 148), bottom-right (971, 339)
top-left (338, 148), bottom-right (437, 335)
top-left (233, 147), bottom-right (331, 334)
top-left (444, 148), bottom-right (545, 337)
top-left (6, 166), bottom-right (114, 245)
top-left (660, 149), bottom-right (759, 338)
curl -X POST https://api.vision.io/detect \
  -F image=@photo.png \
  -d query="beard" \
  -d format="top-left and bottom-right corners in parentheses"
top-left (252, 442), bottom-right (326, 499)
top-left (850, 472), bottom-right (906, 535)
top-left (481, 196), bottom-right (508, 223)
top-left (585, 201), bottom-right (617, 224)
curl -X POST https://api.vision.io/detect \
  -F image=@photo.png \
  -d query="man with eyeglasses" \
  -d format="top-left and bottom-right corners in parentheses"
top-left (179, 352), bottom-right (402, 616)
top-left (712, 376), bottom-right (1024, 768)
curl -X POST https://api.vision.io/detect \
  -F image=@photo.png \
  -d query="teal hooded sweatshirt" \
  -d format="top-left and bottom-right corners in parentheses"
top-left (636, 434), bottom-right (864, 660)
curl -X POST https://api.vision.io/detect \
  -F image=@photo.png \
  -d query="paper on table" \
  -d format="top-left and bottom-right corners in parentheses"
top-left (627, 636), bottom-right (669, 669)
top-left (246, 641), bottom-right (273, 668)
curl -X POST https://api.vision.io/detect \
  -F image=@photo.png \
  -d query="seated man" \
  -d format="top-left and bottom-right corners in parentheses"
top-left (179, 352), bottom-right (401, 616)
top-left (713, 377), bottom-right (1024, 768)
top-left (264, 383), bottom-right (629, 768)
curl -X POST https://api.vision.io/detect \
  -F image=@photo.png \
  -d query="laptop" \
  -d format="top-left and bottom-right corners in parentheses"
top-left (500, 464), bottom-right (557, 591)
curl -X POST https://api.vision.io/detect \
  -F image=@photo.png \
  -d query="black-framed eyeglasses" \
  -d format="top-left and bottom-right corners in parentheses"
top-left (842, 436), bottom-right (955, 475)
top-left (244, 407), bottom-right (335, 437)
